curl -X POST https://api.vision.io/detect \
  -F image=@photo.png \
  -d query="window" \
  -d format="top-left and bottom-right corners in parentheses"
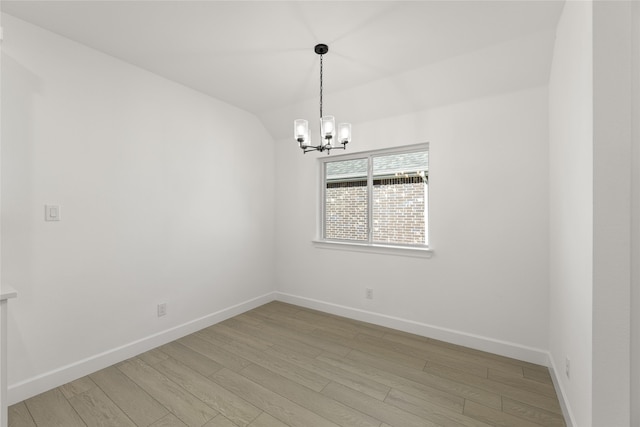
top-left (320, 144), bottom-right (429, 251)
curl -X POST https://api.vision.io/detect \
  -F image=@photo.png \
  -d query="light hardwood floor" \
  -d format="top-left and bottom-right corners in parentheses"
top-left (9, 302), bottom-right (566, 427)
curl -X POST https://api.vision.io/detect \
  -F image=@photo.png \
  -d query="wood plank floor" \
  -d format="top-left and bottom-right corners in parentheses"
top-left (9, 302), bottom-right (566, 427)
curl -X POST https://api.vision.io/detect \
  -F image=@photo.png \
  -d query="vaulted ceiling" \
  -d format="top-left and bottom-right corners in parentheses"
top-left (1, 1), bottom-right (564, 140)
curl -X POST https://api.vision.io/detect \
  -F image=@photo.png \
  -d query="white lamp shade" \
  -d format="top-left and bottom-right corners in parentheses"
top-left (294, 119), bottom-right (309, 147)
top-left (320, 116), bottom-right (335, 144)
top-left (338, 123), bottom-right (351, 145)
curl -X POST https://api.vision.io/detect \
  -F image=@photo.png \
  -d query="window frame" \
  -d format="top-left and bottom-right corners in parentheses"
top-left (315, 143), bottom-right (432, 258)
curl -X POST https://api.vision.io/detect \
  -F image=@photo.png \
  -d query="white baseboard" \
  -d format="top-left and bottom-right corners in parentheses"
top-left (275, 292), bottom-right (549, 366)
top-left (7, 292), bottom-right (276, 405)
top-left (547, 354), bottom-right (576, 427)
top-left (10, 290), bottom-right (574, 427)
top-left (274, 293), bottom-right (576, 427)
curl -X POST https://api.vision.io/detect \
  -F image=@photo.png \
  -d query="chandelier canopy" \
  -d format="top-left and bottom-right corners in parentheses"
top-left (294, 44), bottom-right (351, 154)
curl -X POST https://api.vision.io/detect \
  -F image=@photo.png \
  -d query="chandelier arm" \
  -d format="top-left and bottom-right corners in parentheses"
top-left (304, 146), bottom-right (321, 154)
top-left (302, 143), bottom-right (346, 154)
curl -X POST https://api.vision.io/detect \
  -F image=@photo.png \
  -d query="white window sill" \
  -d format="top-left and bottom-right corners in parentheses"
top-left (312, 240), bottom-right (433, 258)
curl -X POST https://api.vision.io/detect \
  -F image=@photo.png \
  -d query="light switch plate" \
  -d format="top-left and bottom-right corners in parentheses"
top-left (45, 205), bottom-right (61, 221)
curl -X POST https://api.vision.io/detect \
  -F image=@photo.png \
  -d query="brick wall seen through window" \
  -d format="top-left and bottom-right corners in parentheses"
top-left (322, 147), bottom-right (428, 246)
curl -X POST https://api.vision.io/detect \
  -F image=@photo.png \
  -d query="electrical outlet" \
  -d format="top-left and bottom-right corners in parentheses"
top-left (45, 205), bottom-right (61, 221)
top-left (157, 303), bottom-right (167, 317)
top-left (365, 288), bottom-right (373, 300)
top-left (565, 357), bottom-right (570, 379)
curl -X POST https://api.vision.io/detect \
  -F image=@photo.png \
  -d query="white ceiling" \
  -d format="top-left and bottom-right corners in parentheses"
top-left (1, 0), bottom-right (564, 140)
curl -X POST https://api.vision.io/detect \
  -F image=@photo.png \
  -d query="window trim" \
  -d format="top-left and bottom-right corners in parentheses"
top-left (316, 143), bottom-right (431, 256)
top-left (311, 239), bottom-right (433, 258)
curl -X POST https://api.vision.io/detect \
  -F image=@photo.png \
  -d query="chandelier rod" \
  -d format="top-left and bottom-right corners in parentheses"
top-left (319, 53), bottom-right (323, 119)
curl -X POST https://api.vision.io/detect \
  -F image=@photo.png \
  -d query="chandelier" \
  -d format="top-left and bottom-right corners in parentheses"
top-left (294, 44), bottom-right (351, 154)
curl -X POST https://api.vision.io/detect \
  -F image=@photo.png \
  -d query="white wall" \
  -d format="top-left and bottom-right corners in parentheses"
top-left (549, 3), bottom-right (635, 425)
top-left (592, 2), bottom-right (632, 425)
top-left (276, 86), bottom-right (550, 363)
top-left (1, 14), bottom-right (276, 403)
top-left (547, 3), bottom-right (593, 426)
top-left (632, 2), bottom-right (640, 425)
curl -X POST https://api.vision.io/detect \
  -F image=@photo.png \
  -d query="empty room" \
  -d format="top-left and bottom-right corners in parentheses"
top-left (0, 1), bottom-right (638, 426)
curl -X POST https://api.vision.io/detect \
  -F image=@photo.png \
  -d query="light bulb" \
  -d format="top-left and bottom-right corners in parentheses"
top-left (338, 123), bottom-right (351, 145)
top-left (324, 121), bottom-right (333, 133)
top-left (294, 119), bottom-right (309, 148)
top-left (320, 116), bottom-right (336, 141)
